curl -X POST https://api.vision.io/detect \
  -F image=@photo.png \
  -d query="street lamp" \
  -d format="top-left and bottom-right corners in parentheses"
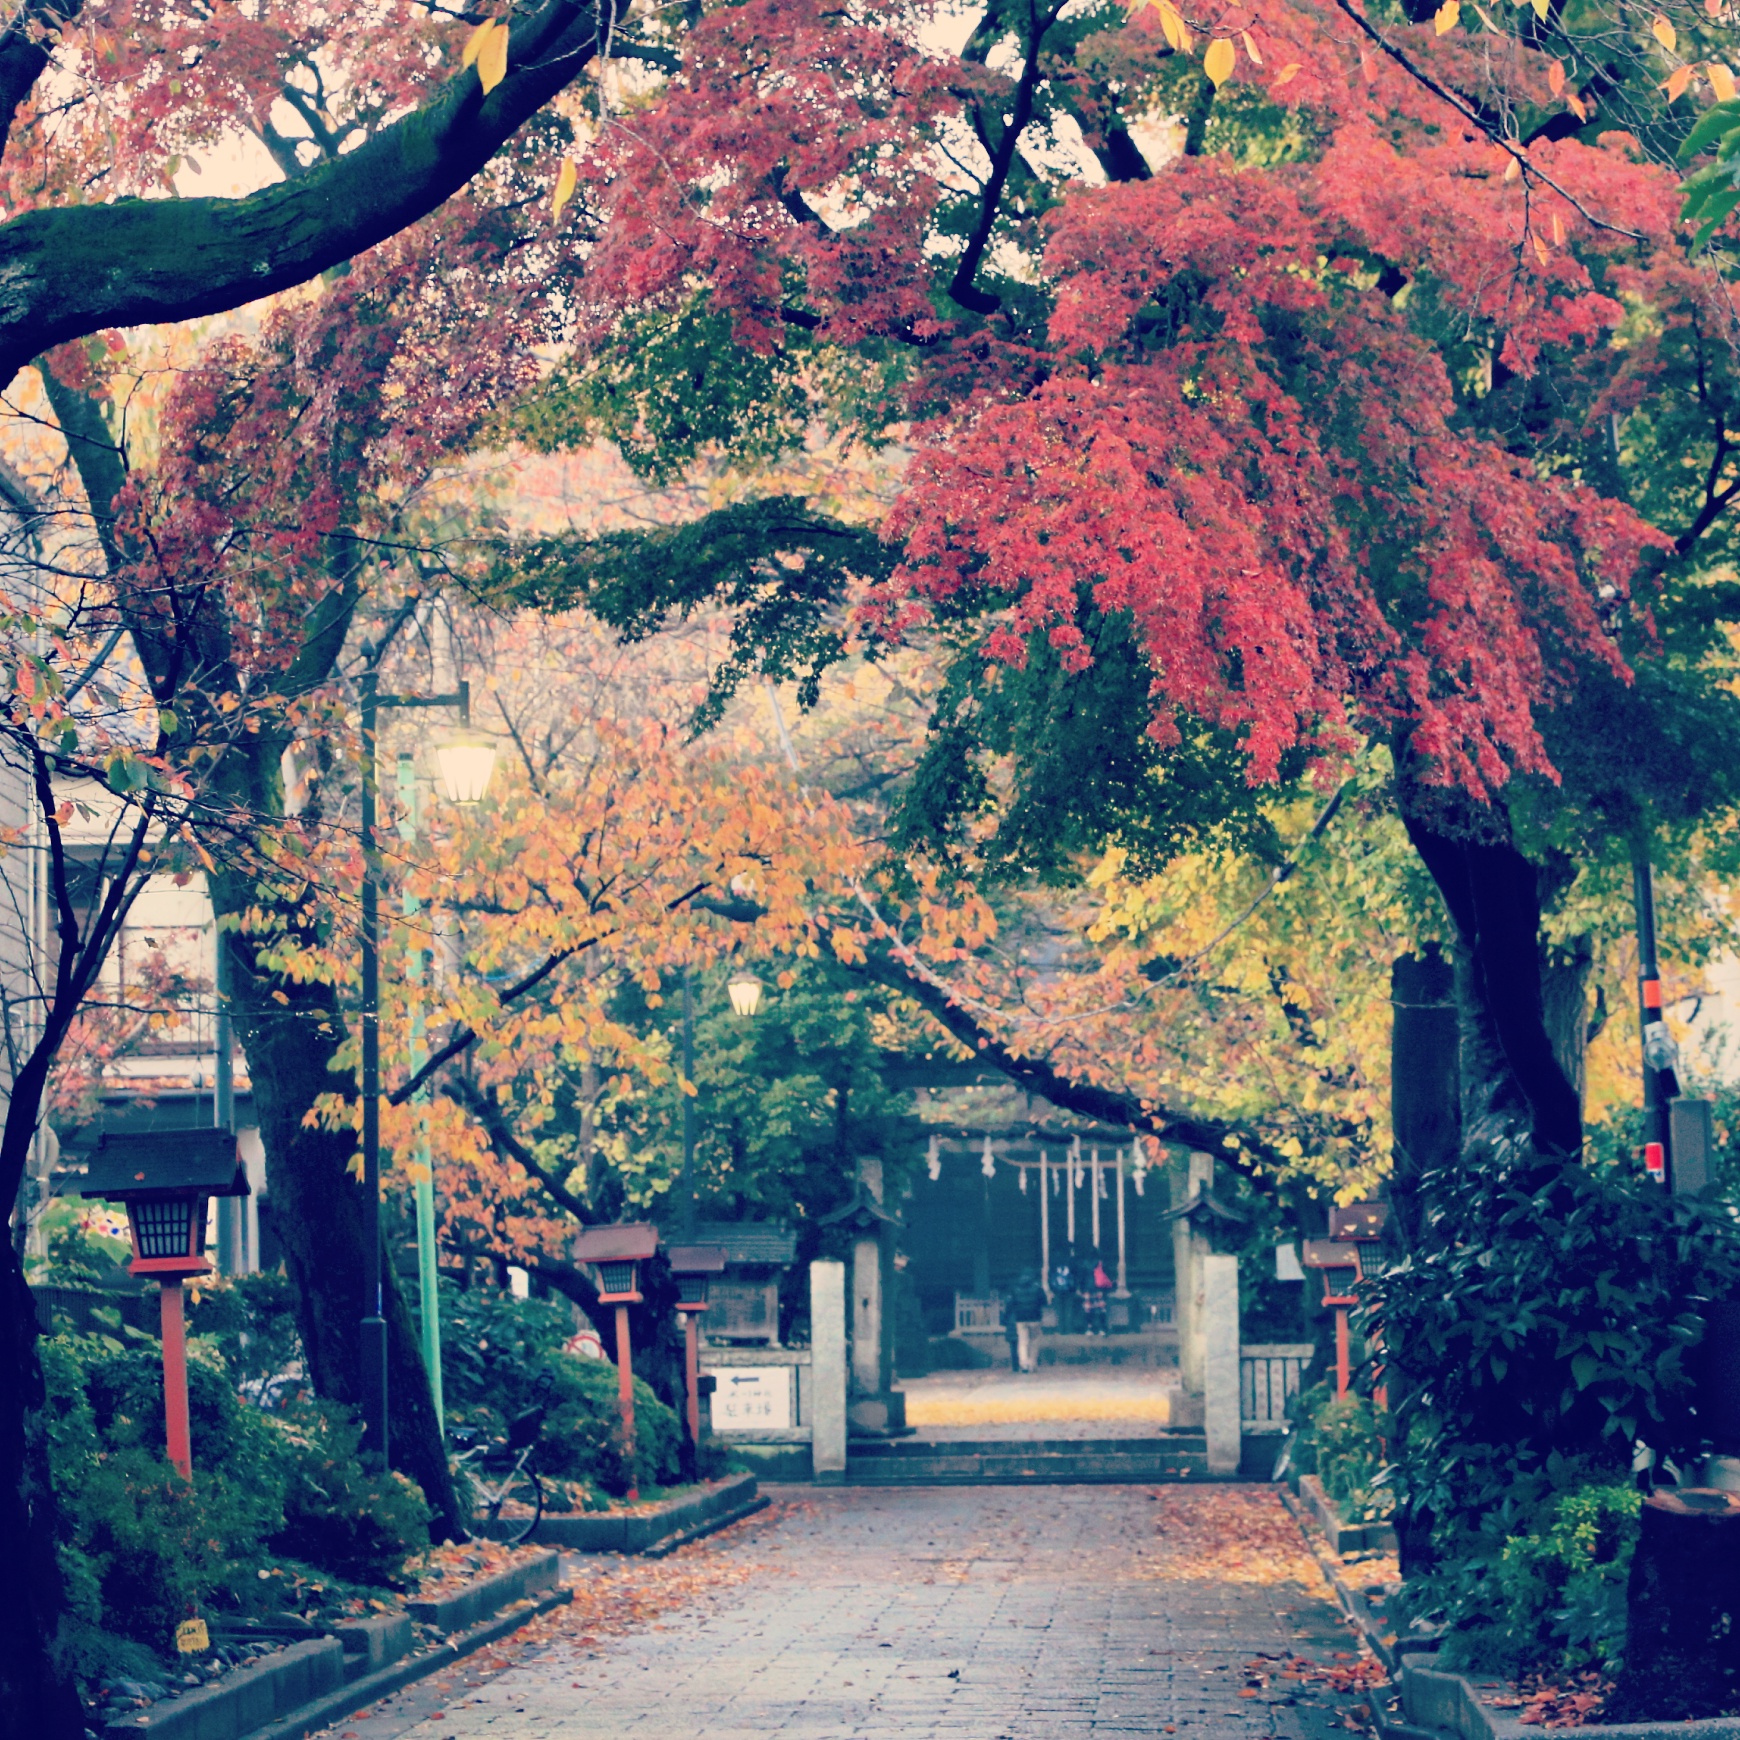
top-left (726, 973), bottom-right (763, 1018)
top-left (82, 1130), bottom-right (249, 1480)
top-left (434, 730), bottom-right (499, 806)
top-left (679, 967), bottom-right (765, 1235)
top-left (573, 1223), bottom-right (660, 1500)
top-left (667, 1243), bottom-right (727, 1450)
top-left (359, 669), bottom-right (495, 1469)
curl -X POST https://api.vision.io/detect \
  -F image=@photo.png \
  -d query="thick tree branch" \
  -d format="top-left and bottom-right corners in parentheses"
top-left (0, 0), bottom-right (611, 387)
top-left (848, 942), bottom-right (1260, 1170)
top-left (949, 1), bottom-right (1058, 315)
top-left (443, 1076), bottom-right (593, 1222)
top-left (387, 880), bottom-right (712, 1104)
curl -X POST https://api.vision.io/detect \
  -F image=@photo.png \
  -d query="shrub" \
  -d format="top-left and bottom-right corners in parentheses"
top-left (40, 1336), bottom-right (287, 1662)
top-left (439, 1284), bottom-right (682, 1495)
top-left (269, 1404), bottom-right (430, 1584)
top-left (1291, 1382), bottom-right (1391, 1523)
top-left (41, 1328), bottom-right (433, 1676)
top-left (1437, 1484), bottom-right (1640, 1678)
top-left (1365, 1141), bottom-right (1738, 1653)
top-left (924, 1335), bottom-right (993, 1372)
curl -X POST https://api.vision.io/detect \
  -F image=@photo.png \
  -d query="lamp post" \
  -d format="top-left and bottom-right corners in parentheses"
top-left (668, 1244), bottom-right (727, 1451)
top-left (572, 1223), bottom-right (660, 1499)
top-left (396, 755), bottom-right (442, 1433)
top-left (677, 970), bottom-right (764, 1233)
top-left (1303, 1203), bottom-right (1388, 1400)
top-left (359, 670), bottom-right (495, 1469)
top-left (82, 1131), bottom-right (249, 1479)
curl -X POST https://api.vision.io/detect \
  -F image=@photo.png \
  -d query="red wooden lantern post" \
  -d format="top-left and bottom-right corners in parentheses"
top-left (573, 1224), bottom-right (659, 1500)
top-left (668, 1245), bottom-right (726, 1450)
top-left (81, 1131), bottom-right (250, 1480)
top-left (1302, 1203), bottom-right (1388, 1401)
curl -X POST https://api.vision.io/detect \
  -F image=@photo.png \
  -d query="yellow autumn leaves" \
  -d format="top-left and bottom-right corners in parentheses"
top-left (462, 16), bottom-right (510, 93)
top-left (1128, 0), bottom-right (1267, 90)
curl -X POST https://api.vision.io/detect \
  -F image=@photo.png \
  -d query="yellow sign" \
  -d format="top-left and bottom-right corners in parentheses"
top-left (174, 1617), bottom-right (210, 1655)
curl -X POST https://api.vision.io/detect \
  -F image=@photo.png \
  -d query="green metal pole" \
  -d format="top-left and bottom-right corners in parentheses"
top-left (397, 756), bottom-right (443, 1431)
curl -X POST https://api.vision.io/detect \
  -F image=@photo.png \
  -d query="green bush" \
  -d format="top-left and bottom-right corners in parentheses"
top-left (269, 1404), bottom-right (430, 1585)
top-left (1291, 1382), bottom-right (1391, 1522)
top-left (41, 1329), bottom-right (432, 1673)
top-left (41, 1336), bottom-right (286, 1663)
top-left (1439, 1484), bottom-right (1640, 1678)
top-left (439, 1284), bottom-right (682, 1495)
top-left (1364, 1141), bottom-right (1739, 1654)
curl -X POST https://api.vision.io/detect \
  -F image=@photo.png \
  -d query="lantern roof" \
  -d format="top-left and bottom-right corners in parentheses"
top-left (81, 1130), bottom-right (249, 1201)
top-left (1327, 1202), bottom-right (1389, 1242)
top-left (571, 1222), bottom-right (659, 1263)
top-left (1301, 1238), bottom-right (1361, 1270)
top-left (666, 1244), bottom-right (727, 1275)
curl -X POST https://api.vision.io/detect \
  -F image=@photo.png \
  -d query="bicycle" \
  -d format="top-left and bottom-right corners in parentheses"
top-left (447, 1373), bottom-right (553, 1544)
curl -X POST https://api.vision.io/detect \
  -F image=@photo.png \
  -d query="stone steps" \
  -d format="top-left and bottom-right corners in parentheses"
top-left (844, 1433), bottom-right (1211, 1485)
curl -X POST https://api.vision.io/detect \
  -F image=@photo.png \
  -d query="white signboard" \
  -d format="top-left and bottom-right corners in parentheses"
top-left (708, 1365), bottom-right (791, 1431)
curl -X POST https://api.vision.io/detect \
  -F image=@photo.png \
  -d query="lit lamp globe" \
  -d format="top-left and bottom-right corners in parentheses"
top-left (434, 731), bottom-right (498, 805)
top-left (727, 973), bottom-right (763, 1018)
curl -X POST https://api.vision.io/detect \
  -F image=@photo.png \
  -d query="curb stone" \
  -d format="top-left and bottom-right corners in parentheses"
top-left (1295, 1470), bottom-right (1400, 1555)
top-left (530, 1473), bottom-right (761, 1553)
top-left (101, 1639), bottom-right (346, 1740)
top-left (406, 1548), bottom-right (559, 1633)
top-left (1400, 1661), bottom-right (1740, 1740)
top-left (1277, 1483), bottom-right (1441, 1740)
top-left (643, 1489), bottom-right (768, 1556)
top-left (242, 1586), bottom-right (572, 1740)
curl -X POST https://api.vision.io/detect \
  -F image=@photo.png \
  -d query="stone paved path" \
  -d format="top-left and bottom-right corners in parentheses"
top-left (319, 1486), bottom-right (1374, 1740)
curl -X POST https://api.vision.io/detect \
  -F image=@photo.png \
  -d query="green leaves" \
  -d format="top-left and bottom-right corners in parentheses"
top-left (1363, 1138), bottom-right (1740, 1621)
top-left (496, 496), bottom-right (894, 733)
top-left (1678, 98), bottom-right (1740, 249)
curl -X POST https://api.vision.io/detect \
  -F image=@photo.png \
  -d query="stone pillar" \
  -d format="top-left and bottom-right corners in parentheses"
top-left (1202, 1251), bottom-right (1241, 1475)
top-left (851, 1232), bottom-right (884, 1395)
top-left (810, 1260), bottom-right (847, 1480)
top-left (1174, 1151), bottom-right (1214, 1395)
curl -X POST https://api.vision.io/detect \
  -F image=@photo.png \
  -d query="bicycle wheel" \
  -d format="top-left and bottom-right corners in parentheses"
top-left (477, 1468), bottom-right (543, 1544)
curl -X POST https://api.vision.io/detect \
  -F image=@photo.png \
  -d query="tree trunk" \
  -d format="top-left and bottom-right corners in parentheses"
top-left (1386, 947), bottom-right (1460, 1575)
top-left (0, 1239), bottom-right (85, 1739)
top-left (1401, 812), bottom-right (1581, 1164)
top-left (211, 903), bottom-right (463, 1538)
top-left (1540, 935), bottom-right (1594, 1114)
top-left (1388, 947), bottom-right (1459, 1253)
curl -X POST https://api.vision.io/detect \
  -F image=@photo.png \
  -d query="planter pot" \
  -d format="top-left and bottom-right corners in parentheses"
top-left (532, 1472), bottom-right (765, 1554)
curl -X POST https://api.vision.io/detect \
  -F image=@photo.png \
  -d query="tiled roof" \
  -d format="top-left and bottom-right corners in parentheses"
top-left (692, 1221), bottom-right (797, 1266)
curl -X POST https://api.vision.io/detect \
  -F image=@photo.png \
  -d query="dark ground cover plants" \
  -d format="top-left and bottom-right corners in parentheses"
top-left (1364, 1138), bottom-right (1740, 1675)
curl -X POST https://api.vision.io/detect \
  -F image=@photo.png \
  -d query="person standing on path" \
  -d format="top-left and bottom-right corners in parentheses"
top-left (1003, 1268), bottom-right (1045, 1369)
top-left (1051, 1244), bottom-right (1080, 1333)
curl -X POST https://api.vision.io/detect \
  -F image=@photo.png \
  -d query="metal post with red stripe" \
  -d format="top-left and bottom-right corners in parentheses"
top-left (1634, 851), bottom-right (1674, 1188)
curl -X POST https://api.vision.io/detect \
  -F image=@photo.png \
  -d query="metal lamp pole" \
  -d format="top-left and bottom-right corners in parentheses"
top-left (359, 672), bottom-right (489, 1468)
top-left (397, 754), bottom-right (443, 1432)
